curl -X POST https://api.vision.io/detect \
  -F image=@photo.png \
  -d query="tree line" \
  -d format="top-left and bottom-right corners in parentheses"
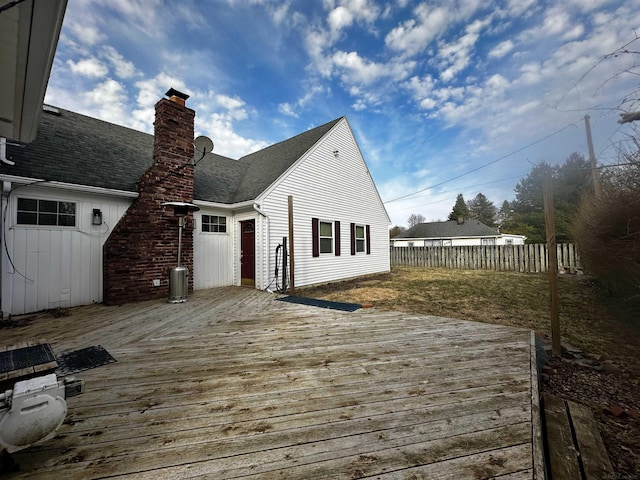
top-left (391, 152), bottom-right (594, 244)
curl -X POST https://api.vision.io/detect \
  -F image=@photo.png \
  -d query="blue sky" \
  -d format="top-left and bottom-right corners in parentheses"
top-left (44, 0), bottom-right (640, 227)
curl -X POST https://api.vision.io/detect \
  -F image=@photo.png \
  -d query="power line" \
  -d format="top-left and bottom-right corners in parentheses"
top-left (384, 120), bottom-right (581, 204)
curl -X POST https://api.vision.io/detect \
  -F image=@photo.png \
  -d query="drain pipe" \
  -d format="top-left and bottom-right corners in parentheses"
top-left (1, 138), bottom-right (17, 166)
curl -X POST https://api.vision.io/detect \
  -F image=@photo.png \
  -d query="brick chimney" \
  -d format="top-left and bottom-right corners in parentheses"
top-left (103, 89), bottom-right (196, 305)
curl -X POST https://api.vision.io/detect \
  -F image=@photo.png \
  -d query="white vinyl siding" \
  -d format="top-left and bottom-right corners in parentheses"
top-left (2, 186), bottom-right (131, 316)
top-left (258, 118), bottom-right (390, 288)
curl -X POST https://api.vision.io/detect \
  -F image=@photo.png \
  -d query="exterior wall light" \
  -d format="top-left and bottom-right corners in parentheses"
top-left (92, 209), bottom-right (102, 225)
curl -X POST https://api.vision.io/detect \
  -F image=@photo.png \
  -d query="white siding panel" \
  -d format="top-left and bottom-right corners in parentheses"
top-left (260, 119), bottom-right (390, 288)
top-left (193, 209), bottom-right (234, 289)
top-left (1, 186), bottom-right (131, 315)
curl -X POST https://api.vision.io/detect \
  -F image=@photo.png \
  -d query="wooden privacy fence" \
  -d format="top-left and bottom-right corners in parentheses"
top-left (390, 243), bottom-right (582, 273)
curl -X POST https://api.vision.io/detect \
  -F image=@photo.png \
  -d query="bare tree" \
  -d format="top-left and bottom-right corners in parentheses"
top-left (408, 213), bottom-right (426, 228)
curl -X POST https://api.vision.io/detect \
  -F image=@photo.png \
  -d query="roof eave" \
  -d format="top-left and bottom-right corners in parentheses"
top-left (0, 0), bottom-right (68, 143)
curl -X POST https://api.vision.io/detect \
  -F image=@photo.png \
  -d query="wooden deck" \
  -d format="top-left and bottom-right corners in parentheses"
top-left (3, 287), bottom-right (541, 479)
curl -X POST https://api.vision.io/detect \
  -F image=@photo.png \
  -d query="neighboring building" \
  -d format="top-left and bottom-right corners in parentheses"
top-left (0, 90), bottom-right (390, 316)
top-left (391, 218), bottom-right (526, 247)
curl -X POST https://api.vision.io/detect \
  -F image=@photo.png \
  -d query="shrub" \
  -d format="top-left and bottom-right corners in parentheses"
top-left (572, 168), bottom-right (640, 299)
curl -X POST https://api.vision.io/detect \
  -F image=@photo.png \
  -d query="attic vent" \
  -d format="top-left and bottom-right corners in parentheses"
top-left (43, 105), bottom-right (61, 115)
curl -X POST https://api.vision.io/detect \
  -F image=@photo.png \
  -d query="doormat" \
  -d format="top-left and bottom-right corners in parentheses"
top-left (0, 344), bottom-right (56, 374)
top-left (55, 345), bottom-right (116, 375)
top-left (277, 296), bottom-right (361, 312)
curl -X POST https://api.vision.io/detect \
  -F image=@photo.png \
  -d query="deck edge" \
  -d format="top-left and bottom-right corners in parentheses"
top-left (530, 330), bottom-right (547, 480)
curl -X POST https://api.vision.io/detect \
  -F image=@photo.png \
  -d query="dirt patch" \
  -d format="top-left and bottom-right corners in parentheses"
top-left (302, 267), bottom-right (640, 478)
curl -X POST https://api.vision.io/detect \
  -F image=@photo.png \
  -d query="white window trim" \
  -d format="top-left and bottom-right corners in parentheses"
top-left (319, 220), bottom-right (334, 254)
top-left (14, 195), bottom-right (79, 230)
top-left (200, 214), bottom-right (228, 234)
top-left (354, 224), bottom-right (366, 254)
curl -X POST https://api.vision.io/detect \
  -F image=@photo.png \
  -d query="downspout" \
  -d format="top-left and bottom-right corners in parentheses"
top-left (253, 203), bottom-right (269, 290)
top-left (1, 138), bottom-right (22, 166)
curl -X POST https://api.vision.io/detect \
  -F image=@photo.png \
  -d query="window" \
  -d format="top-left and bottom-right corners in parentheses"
top-left (319, 221), bottom-right (333, 254)
top-left (202, 215), bottom-right (226, 233)
top-left (505, 239), bottom-right (514, 245)
top-left (312, 218), bottom-right (341, 257)
top-left (424, 239), bottom-right (443, 247)
top-left (351, 223), bottom-right (371, 255)
top-left (17, 198), bottom-right (76, 226)
top-left (355, 225), bottom-right (366, 252)
top-left (481, 238), bottom-right (496, 246)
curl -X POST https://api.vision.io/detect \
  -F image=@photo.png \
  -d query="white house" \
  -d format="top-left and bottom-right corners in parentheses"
top-left (0, 92), bottom-right (390, 316)
top-left (392, 219), bottom-right (526, 247)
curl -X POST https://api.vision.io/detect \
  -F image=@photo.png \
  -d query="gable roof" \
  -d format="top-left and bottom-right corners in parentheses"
top-left (396, 219), bottom-right (499, 239)
top-left (4, 107), bottom-right (343, 204)
top-left (232, 117), bottom-right (342, 202)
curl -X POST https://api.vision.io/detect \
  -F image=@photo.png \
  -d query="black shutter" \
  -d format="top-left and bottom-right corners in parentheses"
top-left (350, 223), bottom-right (356, 255)
top-left (312, 218), bottom-right (319, 257)
top-left (366, 224), bottom-right (371, 254)
top-left (335, 221), bottom-right (341, 256)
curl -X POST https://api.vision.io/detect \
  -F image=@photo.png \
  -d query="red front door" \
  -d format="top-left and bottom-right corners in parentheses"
top-left (240, 220), bottom-right (255, 286)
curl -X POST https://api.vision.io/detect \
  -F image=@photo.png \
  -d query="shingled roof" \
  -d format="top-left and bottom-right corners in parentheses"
top-left (396, 219), bottom-right (499, 239)
top-left (4, 107), bottom-right (342, 204)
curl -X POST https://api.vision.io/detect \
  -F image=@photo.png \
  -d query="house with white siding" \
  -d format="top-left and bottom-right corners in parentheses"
top-left (0, 90), bottom-right (390, 316)
top-left (391, 218), bottom-right (526, 247)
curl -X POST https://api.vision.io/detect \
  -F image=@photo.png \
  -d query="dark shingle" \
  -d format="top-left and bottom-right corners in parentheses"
top-left (6, 107), bottom-right (153, 192)
top-left (3, 108), bottom-right (343, 205)
top-left (396, 220), bottom-right (498, 238)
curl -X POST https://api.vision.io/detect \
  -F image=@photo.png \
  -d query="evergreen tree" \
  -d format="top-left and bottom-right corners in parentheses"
top-left (507, 153), bottom-right (593, 243)
top-left (497, 200), bottom-right (513, 228)
top-left (447, 194), bottom-right (469, 221)
top-left (466, 193), bottom-right (497, 227)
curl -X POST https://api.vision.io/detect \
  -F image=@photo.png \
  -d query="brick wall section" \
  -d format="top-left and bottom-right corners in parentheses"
top-left (103, 97), bottom-right (195, 304)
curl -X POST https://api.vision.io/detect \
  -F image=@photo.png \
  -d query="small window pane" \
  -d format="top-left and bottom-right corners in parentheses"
top-left (355, 225), bottom-right (364, 238)
top-left (18, 198), bottom-right (37, 211)
top-left (319, 222), bottom-right (332, 236)
top-left (320, 238), bottom-right (333, 253)
top-left (38, 213), bottom-right (57, 225)
top-left (39, 200), bottom-right (57, 213)
top-left (356, 239), bottom-right (365, 252)
top-left (59, 215), bottom-right (76, 226)
top-left (17, 212), bottom-right (37, 224)
top-left (59, 202), bottom-right (76, 214)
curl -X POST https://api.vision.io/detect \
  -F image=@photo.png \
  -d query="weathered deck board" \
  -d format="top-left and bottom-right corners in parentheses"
top-left (3, 287), bottom-right (537, 479)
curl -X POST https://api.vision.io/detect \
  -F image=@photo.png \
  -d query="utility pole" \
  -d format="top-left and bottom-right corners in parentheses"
top-left (584, 115), bottom-right (601, 195)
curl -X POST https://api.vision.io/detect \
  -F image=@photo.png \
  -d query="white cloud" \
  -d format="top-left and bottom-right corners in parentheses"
top-left (328, 6), bottom-right (355, 32)
top-left (332, 51), bottom-right (385, 84)
top-left (67, 58), bottom-right (108, 78)
top-left (84, 79), bottom-right (129, 123)
top-left (279, 103), bottom-right (297, 117)
top-left (489, 39), bottom-right (514, 59)
top-left (67, 23), bottom-right (105, 46)
top-left (101, 46), bottom-right (138, 78)
top-left (198, 113), bottom-right (269, 158)
top-left (437, 17), bottom-right (490, 82)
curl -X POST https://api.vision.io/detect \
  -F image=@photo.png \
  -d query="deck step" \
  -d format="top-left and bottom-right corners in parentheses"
top-left (543, 393), bottom-right (613, 479)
